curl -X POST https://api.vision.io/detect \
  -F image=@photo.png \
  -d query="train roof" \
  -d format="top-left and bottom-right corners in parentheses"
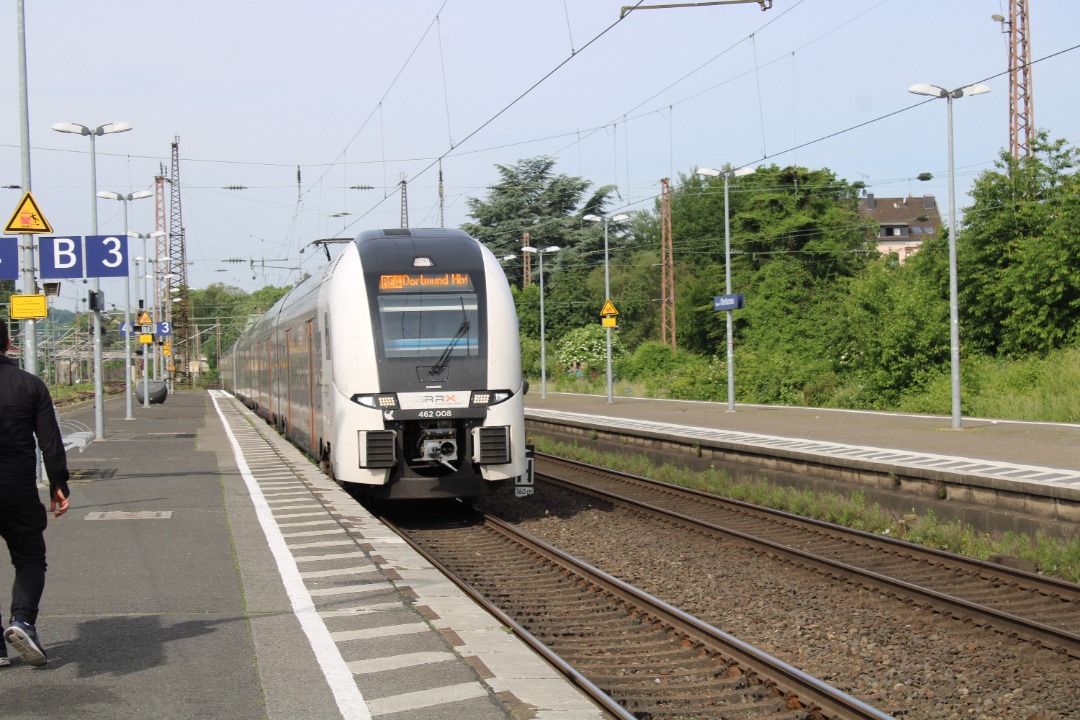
top-left (354, 228), bottom-right (474, 244)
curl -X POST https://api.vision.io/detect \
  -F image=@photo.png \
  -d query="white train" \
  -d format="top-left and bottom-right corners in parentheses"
top-left (221, 228), bottom-right (530, 500)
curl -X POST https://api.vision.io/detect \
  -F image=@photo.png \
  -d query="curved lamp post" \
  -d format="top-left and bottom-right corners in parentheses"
top-left (583, 213), bottom-right (629, 403)
top-left (130, 231), bottom-right (164, 407)
top-left (98, 190), bottom-right (152, 419)
top-left (697, 165), bottom-right (755, 411)
top-left (52, 121), bottom-right (132, 440)
top-left (521, 245), bottom-right (560, 398)
top-left (907, 82), bottom-right (989, 429)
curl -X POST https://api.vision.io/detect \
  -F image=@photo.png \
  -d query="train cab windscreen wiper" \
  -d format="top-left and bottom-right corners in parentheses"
top-left (429, 300), bottom-right (471, 376)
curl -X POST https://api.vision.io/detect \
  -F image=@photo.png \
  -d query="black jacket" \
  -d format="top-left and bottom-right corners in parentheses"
top-left (0, 355), bottom-right (70, 497)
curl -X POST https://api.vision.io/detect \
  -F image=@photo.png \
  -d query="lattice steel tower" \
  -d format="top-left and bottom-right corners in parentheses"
top-left (660, 178), bottom-right (676, 350)
top-left (997, 1), bottom-right (1035, 159)
top-left (154, 166), bottom-right (168, 378)
top-left (522, 232), bottom-right (532, 288)
top-left (168, 137), bottom-right (190, 383)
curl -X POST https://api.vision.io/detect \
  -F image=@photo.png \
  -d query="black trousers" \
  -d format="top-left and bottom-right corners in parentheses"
top-left (0, 485), bottom-right (48, 626)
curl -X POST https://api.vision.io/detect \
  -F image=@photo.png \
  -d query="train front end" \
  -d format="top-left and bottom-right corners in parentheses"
top-left (328, 229), bottom-right (528, 500)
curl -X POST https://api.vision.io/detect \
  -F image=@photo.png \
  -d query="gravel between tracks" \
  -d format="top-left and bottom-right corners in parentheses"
top-left (478, 484), bottom-right (1080, 720)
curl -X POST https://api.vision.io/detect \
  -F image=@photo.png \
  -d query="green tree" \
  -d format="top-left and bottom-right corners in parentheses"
top-left (827, 257), bottom-right (949, 407)
top-left (188, 283), bottom-right (249, 369)
top-left (544, 265), bottom-right (603, 342)
top-left (671, 165), bottom-right (873, 281)
top-left (661, 165), bottom-right (872, 360)
top-left (188, 283), bottom-right (291, 369)
top-left (461, 156), bottom-right (616, 285)
top-left (959, 134), bottom-right (1080, 356)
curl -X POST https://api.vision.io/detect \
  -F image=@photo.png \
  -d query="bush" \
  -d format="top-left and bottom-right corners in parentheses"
top-left (618, 341), bottom-right (680, 380)
top-left (553, 325), bottom-right (623, 376)
top-left (519, 336), bottom-right (541, 379)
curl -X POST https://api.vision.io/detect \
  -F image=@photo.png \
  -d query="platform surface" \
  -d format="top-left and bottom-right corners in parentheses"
top-left (0, 389), bottom-right (603, 720)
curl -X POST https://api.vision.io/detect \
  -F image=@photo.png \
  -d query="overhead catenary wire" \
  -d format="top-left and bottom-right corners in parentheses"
top-left (332, 1), bottom-right (649, 238)
top-left (29, 10), bottom-right (1080, 298)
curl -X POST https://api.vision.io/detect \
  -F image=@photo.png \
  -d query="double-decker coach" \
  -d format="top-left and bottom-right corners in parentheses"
top-left (221, 228), bottom-right (529, 500)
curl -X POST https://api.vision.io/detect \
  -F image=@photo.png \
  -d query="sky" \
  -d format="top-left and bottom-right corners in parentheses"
top-left (3, 0), bottom-right (1078, 314)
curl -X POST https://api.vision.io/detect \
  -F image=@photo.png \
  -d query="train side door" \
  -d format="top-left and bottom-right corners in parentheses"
top-left (285, 328), bottom-right (292, 434)
top-left (307, 319), bottom-right (316, 451)
top-left (264, 339), bottom-right (272, 420)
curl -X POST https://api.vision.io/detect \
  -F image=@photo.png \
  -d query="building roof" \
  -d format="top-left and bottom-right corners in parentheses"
top-left (858, 194), bottom-right (944, 263)
top-left (857, 194), bottom-right (943, 230)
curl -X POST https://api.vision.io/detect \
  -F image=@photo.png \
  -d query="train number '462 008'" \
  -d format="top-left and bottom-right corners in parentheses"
top-left (418, 410), bottom-right (453, 418)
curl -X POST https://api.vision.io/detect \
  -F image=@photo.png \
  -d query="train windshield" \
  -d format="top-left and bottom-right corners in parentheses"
top-left (378, 293), bottom-right (480, 359)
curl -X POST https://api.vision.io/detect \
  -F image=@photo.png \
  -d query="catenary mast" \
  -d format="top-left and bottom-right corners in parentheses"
top-left (168, 138), bottom-right (190, 384)
top-left (997, 0), bottom-right (1035, 159)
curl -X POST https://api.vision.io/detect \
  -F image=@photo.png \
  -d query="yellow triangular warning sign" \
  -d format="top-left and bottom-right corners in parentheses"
top-left (600, 299), bottom-right (618, 316)
top-left (4, 192), bottom-right (52, 234)
top-left (138, 312), bottom-right (153, 325)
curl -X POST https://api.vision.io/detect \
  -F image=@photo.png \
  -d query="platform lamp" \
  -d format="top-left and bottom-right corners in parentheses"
top-left (521, 245), bottom-right (560, 399)
top-left (98, 189), bottom-right (152, 419)
top-left (583, 213), bottom-right (629, 403)
top-left (52, 120), bottom-right (132, 440)
top-left (697, 165), bottom-right (755, 412)
top-left (907, 82), bottom-right (990, 429)
top-left (130, 231), bottom-right (165, 407)
top-left (160, 272), bottom-right (178, 383)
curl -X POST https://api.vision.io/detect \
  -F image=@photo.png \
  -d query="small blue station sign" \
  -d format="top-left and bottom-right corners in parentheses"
top-left (713, 294), bottom-right (745, 311)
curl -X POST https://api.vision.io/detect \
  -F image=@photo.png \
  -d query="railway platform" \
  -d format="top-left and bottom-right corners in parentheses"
top-left (0, 390), bottom-right (603, 720)
top-left (523, 393), bottom-right (1080, 536)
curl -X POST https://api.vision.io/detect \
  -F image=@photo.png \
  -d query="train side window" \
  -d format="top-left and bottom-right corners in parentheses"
top-left (324, 312), bottom-right (331, 360)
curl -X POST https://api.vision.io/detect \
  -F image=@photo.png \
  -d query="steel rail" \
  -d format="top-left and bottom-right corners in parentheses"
top-left (537, 459), bottom-right (1080, 659)
top-left (387, 510), bottom-right (895, 720)
top-left (540, 452), bottom-right (1080, 601)
top-left (378, 513), bottom-right (637, 720)
top-left (481, 515), bottom-right (895, 720)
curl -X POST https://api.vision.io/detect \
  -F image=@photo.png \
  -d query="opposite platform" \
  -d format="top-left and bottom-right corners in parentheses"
top-left (524, 392), bottom-right (1080, 531)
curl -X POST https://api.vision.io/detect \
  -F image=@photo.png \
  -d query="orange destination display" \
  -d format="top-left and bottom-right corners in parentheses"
top-left (379, 273), bottom-right (473, 291)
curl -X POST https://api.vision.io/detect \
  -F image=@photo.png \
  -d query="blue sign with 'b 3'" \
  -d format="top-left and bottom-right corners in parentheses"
top-left (39, 235), bottom-right (129, 279)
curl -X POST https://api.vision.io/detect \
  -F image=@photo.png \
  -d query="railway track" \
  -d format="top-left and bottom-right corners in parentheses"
top-left (385, 507), bottom-right (893, 720)
top-left (531, 453), bottom-right (1080, 659)
top-left (55, 381), bottom-right (126, 408)
top-left (374, 452), bottom-right (1080, 717)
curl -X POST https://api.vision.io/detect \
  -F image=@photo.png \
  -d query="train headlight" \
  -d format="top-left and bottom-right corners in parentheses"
top-left (352, 393), bottom-right (400, 410)
top-left (470, 390), bottom-right (513, 407)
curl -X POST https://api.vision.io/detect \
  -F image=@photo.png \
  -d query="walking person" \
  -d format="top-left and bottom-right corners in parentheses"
top-left (0, 321), bottom-right (70, 667)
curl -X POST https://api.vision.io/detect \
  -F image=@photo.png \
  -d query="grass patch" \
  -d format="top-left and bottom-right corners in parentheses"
top-left (529, 345), bottom-right (1080, 423)
top-left (50, 383), bottom-right (95, 401)
top-left (534, 436), bottom-right (1080, 583)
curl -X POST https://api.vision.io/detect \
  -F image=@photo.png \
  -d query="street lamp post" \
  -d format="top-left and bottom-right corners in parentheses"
top-left (129, 231), bottom-right (165, 407)
top-left (99, 190), bottom-right (152, 419)
top-left (159, 272), bottom-right (178, 383)
top-left (584, 213), bottom-right (629, 403)
top-left (15, 0), bottom-right (37, 378)
top-left (697, 165), bottom-right (755, 412)
top-left (522, 245), bottom-right (560, 399)
top-left (908, 82), bottom-right (990, 430)
top-left (52, 121), bottom-right (132, 440)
